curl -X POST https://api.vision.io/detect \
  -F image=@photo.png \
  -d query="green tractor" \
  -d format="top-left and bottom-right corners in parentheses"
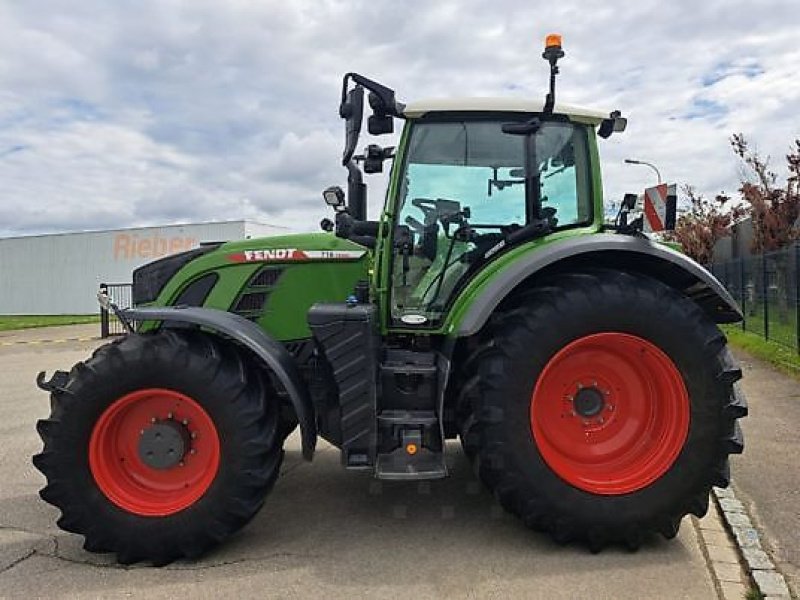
top-left (34, 36), bottom-right (746, 564)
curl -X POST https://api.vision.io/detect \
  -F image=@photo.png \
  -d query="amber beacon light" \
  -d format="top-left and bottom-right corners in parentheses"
top-left (545, 33), bottom-right (562, 50)
top-left (541, 33), bottom-right (565, 114)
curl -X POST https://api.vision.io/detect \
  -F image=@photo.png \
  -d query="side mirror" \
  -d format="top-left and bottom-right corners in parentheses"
top-left (362, 145), bottom-right (394, 174)
top-left (367, 90), bottom-right (397, 135)
top-left (368, 114), bottom-right (394, 135)
top-left (622, 193), bottom-right (638, 210)
top-left (598, 110), bottom-right (627, 139)
top-left (323, 186), bottom-right (346, 210)
top-left (340, 86), bottom-right (364, 165)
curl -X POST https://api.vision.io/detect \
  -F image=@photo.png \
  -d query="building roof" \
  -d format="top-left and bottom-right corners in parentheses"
top-left (402, 97), bottom-right (610, 123)
top-left (0, 219), bottom-right (289, 242)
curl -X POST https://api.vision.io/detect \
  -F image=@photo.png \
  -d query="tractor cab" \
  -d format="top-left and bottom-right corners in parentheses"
top-left (324, 37), bottom-right (626, 330)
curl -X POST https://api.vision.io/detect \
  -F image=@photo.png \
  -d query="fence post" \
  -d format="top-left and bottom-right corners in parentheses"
top-left (740, 258), bottom-right (746, 331)
top-left (796, 244), bottom-right (800, 353)
top-left (99, 283), bottom-right (109, 339)
top-left (763, 253), bottom-right (769, 341)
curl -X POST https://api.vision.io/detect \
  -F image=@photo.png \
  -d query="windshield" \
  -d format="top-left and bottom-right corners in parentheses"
top-left (390, 117), bottom-right (592, 326)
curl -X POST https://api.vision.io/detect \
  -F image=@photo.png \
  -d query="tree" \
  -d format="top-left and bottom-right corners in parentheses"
top-left (730, 134), bottom-right (800, 253)
top-left (665, 185), bottom-right (745, 265)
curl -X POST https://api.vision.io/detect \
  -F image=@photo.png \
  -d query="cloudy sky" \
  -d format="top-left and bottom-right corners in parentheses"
top-left (0, 0), bottom-right (798, 237)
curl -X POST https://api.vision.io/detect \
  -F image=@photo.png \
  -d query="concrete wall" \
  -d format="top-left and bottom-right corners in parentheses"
top-left (713, 218), bottom-right (755, 263)
top-left (0, 221), bottom-right (288, 315)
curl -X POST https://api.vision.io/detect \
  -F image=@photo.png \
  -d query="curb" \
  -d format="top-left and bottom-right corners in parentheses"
top-left (712, 486), bottom-right (792, 599)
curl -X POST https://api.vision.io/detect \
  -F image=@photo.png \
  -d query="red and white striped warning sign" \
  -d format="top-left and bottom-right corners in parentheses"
top-left (643, 183), bottom-right (676, 232)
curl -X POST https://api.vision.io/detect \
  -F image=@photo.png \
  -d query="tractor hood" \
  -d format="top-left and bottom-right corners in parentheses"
top-left (134, 231), bottom-right (371, 342)
top-left (219, 232), bottom-right (370, 264)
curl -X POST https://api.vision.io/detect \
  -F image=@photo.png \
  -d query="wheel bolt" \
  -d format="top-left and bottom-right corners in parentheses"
top-left (150, 417), bottom-right (157, 424)
top-left (179, 461), bottom-right (185, 467)
top-left (182, 419), bottom-right (189, 426)
top-left (167, 412), bottom-right (174, 420)
top-left (190, 448), bottom-right (197, 455)
top-left (608, 404), bottom-right (615, 411)
top-left (191, 432), bottom-right (197, 439)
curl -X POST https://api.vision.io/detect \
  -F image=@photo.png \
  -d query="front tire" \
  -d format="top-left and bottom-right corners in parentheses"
top-left (458, 269), bottom-right (747, 550)
top-left (33, 331), bottom-right (283, 565)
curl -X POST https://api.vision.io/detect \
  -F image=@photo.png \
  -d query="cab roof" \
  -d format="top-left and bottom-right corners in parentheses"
top-left (402, 97), bottom-right (609, 124)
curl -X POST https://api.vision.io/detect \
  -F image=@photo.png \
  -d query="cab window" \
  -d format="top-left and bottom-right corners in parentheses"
top-left (390, 117), bottom-right (592, 326)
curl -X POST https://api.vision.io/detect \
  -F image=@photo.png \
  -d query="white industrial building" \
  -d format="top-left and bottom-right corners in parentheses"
top-left (0, 220), bottom-right (289, 315)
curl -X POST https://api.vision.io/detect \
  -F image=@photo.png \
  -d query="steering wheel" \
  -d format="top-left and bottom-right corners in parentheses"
top-left (411, 197), bottom-right (440, 225)
top-left (408, 198), bottom-right (442, 262)
top-left (404, 215), bottom-right (425, 234)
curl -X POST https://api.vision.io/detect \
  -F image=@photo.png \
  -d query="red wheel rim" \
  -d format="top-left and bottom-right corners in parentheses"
top-left (89, 389), bottom-right (220, 516)
top-left (530, 333), bottom-right (689, 495)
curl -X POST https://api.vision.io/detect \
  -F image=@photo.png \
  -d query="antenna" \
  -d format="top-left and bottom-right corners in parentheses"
top-left (542, 33), bottom-right (564, 114)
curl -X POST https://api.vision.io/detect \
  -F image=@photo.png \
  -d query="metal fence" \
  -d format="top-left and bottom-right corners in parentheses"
top-left (99, 283), bottom-right (133, 338)
top-left (711, 244), bottom-right (800, 351)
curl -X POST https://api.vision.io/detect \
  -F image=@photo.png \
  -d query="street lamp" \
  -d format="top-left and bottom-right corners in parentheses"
top-left (624, 158), bottom-right (662, 184)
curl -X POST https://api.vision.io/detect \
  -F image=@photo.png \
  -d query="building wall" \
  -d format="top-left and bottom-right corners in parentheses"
top-left (713, 218), bottom-right (755, 263)
top-left (0, 221), bottom-right (288, 315)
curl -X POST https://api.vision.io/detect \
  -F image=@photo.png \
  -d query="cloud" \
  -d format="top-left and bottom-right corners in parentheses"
top-left (0, 0), bottom-right (798, 238)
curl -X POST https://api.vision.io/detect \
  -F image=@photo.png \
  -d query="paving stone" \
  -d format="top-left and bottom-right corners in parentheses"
top-left (714, 561), bottom-right (745, 583)
top-left (723, 511), bottom-right (752, 528)
top-left (719, 497), bottom-right (745, 513)
top-left (719, 581), bottom-right (747, 600)
top-left (706, 543), bottom-right (741, 565)
top-left (741, 547), bottom-right (774, 571)
top-left (714, 486), bottom-right (735, 499)
top-left (752, 570), bottom-right (790, 597)
top-left (732, 526), bottom-right (762, 549)
top-left (698, 507), bottom-right (727, 532)
top-left (702, 529), bottom-right (734, 548)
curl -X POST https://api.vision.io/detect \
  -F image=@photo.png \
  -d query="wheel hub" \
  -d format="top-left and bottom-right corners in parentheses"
top-left (573, 387), bottom-right (605, 418)
top-left (138, 420), bottom-right (190, 470)
top-left (89, 388), bottom-right (220, 516)
top-left (530, 332), bottom-right (690, 495)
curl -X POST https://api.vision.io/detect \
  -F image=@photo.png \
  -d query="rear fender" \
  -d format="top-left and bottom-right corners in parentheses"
top-left (452, 233), bottom-right (742, 337)
top-left (121, 306), bottom-right (316, 460)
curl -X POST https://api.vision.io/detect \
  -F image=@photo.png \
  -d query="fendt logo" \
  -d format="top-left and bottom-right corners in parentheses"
top-left (227, 249), bottom-right (367, 263)
top-left (236, 248), bottom-right (301, 262)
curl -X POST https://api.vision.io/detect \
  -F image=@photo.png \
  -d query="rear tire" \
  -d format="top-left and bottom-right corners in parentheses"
top-left (458, 269), bottom-right (746, 550)
top-left (33, 331), bottom-right (283, 565)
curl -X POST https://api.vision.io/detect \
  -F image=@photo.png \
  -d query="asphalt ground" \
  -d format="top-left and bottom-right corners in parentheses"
top-left (0, 325), bottom-right (721, 599)
top-left (731, 348), bottom-right (800, 597)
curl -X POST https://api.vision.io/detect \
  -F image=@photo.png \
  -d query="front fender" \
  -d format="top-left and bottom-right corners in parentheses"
top-left (450, 233), bottom-right (742, 337)
top-left (121, 306), bottom-right (316, 460)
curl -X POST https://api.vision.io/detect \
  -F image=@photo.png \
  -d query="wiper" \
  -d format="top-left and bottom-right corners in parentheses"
top-left (481, 219), bottom-right (552, 261)
top-left (502, 117), bottom-right (541, 136)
